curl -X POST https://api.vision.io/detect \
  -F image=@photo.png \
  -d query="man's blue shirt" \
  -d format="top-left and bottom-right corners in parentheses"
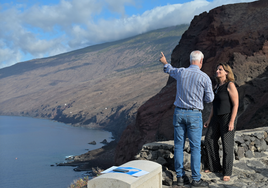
top-left (164, 64), bottom-right (214, 110)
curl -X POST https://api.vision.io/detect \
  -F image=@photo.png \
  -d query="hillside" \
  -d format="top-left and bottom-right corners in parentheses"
top-left (0, 24), bottom-right (189, 139)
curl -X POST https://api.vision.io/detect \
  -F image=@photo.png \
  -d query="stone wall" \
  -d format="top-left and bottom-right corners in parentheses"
top-left (135, 127), bottom-right (268, 187)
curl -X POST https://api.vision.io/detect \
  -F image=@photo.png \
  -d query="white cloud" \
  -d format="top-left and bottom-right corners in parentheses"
top-left (0, 0), bottom-right (256, 68)
top-left (104, 0), bottom-right (136, 16)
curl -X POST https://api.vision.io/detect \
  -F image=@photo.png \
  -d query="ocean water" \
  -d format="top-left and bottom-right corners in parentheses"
top-left (0, 116), bottom-right (113, 188)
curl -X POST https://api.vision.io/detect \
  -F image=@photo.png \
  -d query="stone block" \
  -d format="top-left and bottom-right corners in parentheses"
top-left (149, 151), bottom-right (158, 160)
top-left (157, 149), bottom-right (165, 157)
top-left (250, 136), bottom-right (256, 142)
top-left (184, 140), bottom-right (190, 152)
top-left (245, 150), bottom-right (254, 158)
top-left (265, 136), bottom-right (268, 144)
top-left (264, 131), bottom-right (268, 139)
top-left (248, 142), bottom-right (256, 152)
top-left (140, 151), bottom-right (148, 159)
top-left (260, 139), bottom-right (267, 151)
top-left (235, 135), bottom-right (245, 144)
top-left (254, 152), bottom-right (262, 158)
top-left (235, 147), bottom-right (245, 160)
top-left (254, 139), bottom-right (262, 151)
top-left (234, 144), bottom-right (238, 153)
top-left (241, 143), bottom-right (249, 152)
top-left (162, 170), bottom-right (173, 186)
top-left (254, 132), bottom-right (264, 139)
top-left (157, 157), bottom-right (167, 165)
top-left (244, 135), bottom-right (251, 141)
top-left (87, 160), bottom-right (162, 188)
top-left (183, 152), bottom-right (191, 171)
top-left (161, 150), bottom-right (173, 159)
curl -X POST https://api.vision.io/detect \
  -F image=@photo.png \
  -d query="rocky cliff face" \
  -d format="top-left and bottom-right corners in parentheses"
top-left (115, 0), bottom-right (268, 165)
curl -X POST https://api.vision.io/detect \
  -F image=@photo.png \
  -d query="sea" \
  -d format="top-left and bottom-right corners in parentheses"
top-left (0, 116), bottom-right (113, 188)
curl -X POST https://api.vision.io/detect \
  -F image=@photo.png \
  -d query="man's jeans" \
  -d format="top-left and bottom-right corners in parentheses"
top-left (173, 107), bottom-right (202, 181)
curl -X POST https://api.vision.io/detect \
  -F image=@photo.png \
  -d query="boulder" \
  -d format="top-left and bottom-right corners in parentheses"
top-left (88, 141), bottom-right (96, 145)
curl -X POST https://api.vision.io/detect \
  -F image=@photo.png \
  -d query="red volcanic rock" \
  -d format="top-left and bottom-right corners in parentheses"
top-left (115, 0), bottom-right (268, 165)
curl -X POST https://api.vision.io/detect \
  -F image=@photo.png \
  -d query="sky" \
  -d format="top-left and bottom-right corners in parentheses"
top-left (0, 0), bottom-right (256, 69)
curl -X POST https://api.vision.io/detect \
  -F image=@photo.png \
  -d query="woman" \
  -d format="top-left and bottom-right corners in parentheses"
top-left (204, 63), bottom-right (239, 182)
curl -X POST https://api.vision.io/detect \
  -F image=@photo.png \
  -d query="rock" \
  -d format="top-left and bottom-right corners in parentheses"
top-left (65, 156), bottom-right (74, 160)
top-left (265, 136), bottom-right (268, 144)
top-left (183, 152), bottom-right (191, 171)
top-left (254, 132), bottom-right (265, 140)
top-left (236, 147), bottom-right (245, 160)
top-left (140, 151), bottom-right (148, 159)
top-left (162, 170), bottom-right (173, 186)
top-left (241, 143), bottom-right (249, 152)
top-left (248, 142), bottom-right (256, 152)
top-left (264, 131), bottom-right (268, 139)
top-left (156, 157), bottom-right (167, 165)
top-left (235, 136), bottom-right (245, 144)
top-left (244, 135), bottom-right (251, 142)
top-left (100, 139), bottom-right (108, 144)
top-left (260, 139), bottom-right (267, 151)
top-left (88, 141), bottom-right (96, 145)
top-left (255, 139), bottom-right (262, 151)
top-left (234, 144), bottom-right (238, 154)
top-left (245, 150), bottom-right (254, 158)
top-left (250, 136), bottom-right (256, 142)
top-left (254, 152), bottom-right (262, 158)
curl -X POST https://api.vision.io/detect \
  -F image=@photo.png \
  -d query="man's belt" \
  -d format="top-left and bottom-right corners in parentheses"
top-left (176, 107), bottom-right (201, 112)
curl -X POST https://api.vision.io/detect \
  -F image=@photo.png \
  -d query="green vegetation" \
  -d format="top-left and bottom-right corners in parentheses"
top-left (68, 176), bottom-right (89, 188)
top-left (68, 168), bottom-right (104, 188)
top-left (91, 167), bottom-right (104, 176)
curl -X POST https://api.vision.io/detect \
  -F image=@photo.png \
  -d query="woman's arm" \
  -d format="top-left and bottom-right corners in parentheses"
top-left (204, 106), bottom-right (213, 128)
top-left (227, 82), bottom-right (239, 131)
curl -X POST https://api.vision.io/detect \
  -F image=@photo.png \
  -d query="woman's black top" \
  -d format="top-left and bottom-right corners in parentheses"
top-left (213, 82), bottom-right (232, 115)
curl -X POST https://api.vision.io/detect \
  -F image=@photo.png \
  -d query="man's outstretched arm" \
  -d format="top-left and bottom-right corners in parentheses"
top-left (159, 52), bottom-right (179, 79)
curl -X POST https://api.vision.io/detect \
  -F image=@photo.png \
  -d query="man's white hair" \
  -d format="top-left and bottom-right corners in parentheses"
top-left (190, 50), bottom-right (204, 62)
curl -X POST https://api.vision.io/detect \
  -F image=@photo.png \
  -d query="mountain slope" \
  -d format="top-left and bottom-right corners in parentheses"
top-left (0, 24), bottom-right (189, 138)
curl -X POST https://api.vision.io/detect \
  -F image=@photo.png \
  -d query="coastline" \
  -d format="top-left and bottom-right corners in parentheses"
top-left (57, 140), bottom-right (117, 171)
top-left (0, 115), bottom-right (109, 188)
top-left (1, 115), bottom-right (119, 171)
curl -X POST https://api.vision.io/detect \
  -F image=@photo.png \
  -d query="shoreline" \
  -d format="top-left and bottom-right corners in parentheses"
top-left (0, 115), bottom-right (119, 170)
top-left (57, 140), bottom-right (117, 171)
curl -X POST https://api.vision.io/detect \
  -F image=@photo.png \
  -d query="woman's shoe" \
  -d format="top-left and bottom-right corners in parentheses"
top-left (223, 176), bottom-right (230, 181)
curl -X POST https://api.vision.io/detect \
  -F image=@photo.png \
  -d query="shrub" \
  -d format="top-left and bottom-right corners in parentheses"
top-left (69, 176), bottom-right (89, 188)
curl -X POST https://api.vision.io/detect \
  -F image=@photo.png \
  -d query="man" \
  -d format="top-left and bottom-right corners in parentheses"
top-left (159, 51), bottom-right (214, 188)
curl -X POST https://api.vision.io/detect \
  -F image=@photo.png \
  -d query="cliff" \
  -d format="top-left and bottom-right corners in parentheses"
top-left (115, 0), bottom-right (268, 165)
